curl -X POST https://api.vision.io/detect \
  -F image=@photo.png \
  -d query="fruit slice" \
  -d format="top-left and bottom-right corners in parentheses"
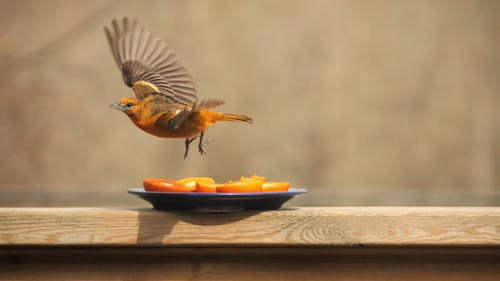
top-left (143, 178), bottom-right (195, 192)
top-left (262, 182), bottom-right (290, 192)
top-left (177, 177), bottom-right (215, 190)
top-left (239, 175), bottom-right (266, 183)
top-left (216, 180), bottom-right (263, 193)
top-left (195, 182), bottom-right (217, 193)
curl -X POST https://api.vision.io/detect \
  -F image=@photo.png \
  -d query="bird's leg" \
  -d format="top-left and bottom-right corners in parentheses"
top-left (184, 136), bottom-right (197, 159)
top-left (198, 132), bottom-right (207, 155)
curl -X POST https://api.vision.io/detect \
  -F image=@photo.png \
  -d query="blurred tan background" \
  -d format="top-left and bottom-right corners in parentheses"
top-left (0, 0), bottom-right (498, 207)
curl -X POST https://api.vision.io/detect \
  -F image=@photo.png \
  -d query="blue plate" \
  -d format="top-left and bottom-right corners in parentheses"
top-left (128, 188), bottom-right (307, 211)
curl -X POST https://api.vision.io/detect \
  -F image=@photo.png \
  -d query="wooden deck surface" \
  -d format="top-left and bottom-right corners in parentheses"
top-left (1, 207), bottom-right (499, 280)
top-left (1, 207), bottom-right (500, 246)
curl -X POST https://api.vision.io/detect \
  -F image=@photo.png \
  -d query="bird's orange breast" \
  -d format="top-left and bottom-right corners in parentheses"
top-left (130, 110), bottom-right (218, 139)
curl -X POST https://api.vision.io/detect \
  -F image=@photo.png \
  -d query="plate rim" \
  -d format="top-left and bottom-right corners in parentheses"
top-left (128, 187), bottom-right (308, 197)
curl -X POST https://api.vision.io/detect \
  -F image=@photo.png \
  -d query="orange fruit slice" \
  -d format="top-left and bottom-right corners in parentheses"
top-left (143, 178), bottom-right (195, 192)
top-left (216, 180), bottom-right (263, 193)
top-left (262, 182), bottom-right (290, 192)
top-left (177, 177), bottom-right (215, 190)
top-left (239, 175), bottom-right (266, 183)
top-left (195, 182), bottom-right (218, 193)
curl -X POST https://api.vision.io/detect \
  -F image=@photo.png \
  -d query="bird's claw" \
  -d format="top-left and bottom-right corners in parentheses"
top-left (184, 133), bottom-right (208, 158)
top-left (197, 132), bottom-right (207, 156)
top-left (198, 145), bottom-right (207, 155)
top-left (184, 136), bottom-right (197, 159)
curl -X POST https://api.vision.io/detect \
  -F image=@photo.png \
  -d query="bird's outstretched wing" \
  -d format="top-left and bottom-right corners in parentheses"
top-left (104, 17), bottom-right (197, 105)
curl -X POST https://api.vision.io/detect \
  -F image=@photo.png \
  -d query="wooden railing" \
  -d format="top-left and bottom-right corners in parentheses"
top-left (1, 207), bottom-right (499, 280)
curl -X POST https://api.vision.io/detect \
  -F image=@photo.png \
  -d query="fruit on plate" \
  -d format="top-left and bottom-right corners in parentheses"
top-left (195, 182), bottom-right (217, 193)
top-left (177, 177), bottom-right (215, 189)
top-left (143, 175), bottom-right (290, 193)
top-left (216, 180), bottom-right (263, 193)
top-left (262, 182), bottom-right (290, 192)
top-left (143, 178), bottom-right (195, 192)
top-left (239, 175), bottom-right (266, 183)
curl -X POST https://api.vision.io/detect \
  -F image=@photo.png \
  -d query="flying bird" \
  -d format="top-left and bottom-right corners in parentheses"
top-left (105, 18), bottom-right (253, 158)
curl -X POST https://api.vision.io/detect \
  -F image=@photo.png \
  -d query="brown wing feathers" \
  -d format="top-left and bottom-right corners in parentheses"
top-left (104, 17), bottom-right (197, 105)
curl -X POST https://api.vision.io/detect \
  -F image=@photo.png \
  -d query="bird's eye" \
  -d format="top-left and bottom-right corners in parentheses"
top-left (126, 102), bottom-right (133, 108)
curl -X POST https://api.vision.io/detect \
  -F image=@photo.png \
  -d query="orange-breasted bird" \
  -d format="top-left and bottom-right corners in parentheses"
top-left (105, 18), bottom-right (253, 158)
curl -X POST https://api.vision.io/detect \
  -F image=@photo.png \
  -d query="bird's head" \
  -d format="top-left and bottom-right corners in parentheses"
top-left (109, 97), bottom-right (142, 120)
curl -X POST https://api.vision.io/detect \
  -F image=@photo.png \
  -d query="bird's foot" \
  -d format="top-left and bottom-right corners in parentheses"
top-left (184, 136), bottom-right (197, 159)
top-left (198, 132), bottom-right (207, 155)
top-left (198, 144), bottom-right (207, 155)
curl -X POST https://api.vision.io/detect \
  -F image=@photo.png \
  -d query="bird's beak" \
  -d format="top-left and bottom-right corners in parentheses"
top-left (109, 103), bottom-right (126, 112)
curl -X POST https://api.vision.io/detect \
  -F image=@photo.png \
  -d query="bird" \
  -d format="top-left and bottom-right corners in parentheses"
top-left (105, 18), bottom-right (253, 158)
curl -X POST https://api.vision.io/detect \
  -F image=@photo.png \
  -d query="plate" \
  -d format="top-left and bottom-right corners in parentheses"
top-left (128, 188), bottom-right (307, 211)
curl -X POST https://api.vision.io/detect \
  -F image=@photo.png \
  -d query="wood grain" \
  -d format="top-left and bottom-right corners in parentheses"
top-left (0, 207), bottom-right (499, 247)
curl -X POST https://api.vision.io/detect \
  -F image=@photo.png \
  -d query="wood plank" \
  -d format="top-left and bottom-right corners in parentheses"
top-left (1, 248), bottom-right (499, 281)
top-left (2, 260), bottom-right (497, 281)
top-left (0, 207), bottom-right (499, 247)
top-left (2, 247), bottom-right (500, 262)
